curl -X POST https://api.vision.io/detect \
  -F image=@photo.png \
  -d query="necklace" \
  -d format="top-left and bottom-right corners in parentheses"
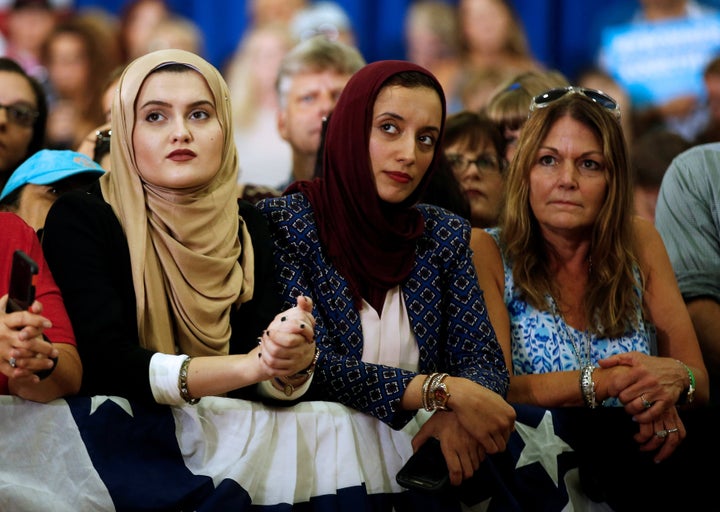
top-left (549, 296), bottom-right (594, 368)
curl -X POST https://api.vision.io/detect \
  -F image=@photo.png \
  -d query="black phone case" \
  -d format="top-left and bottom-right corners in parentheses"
top-left (7, 250), bottom-right (39, 313)
top-left (396, 437), bottom-right (449, 493)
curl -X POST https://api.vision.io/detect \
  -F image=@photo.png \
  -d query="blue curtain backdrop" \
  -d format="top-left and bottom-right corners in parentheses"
top-left (72, 0), bottom-right (720, 81)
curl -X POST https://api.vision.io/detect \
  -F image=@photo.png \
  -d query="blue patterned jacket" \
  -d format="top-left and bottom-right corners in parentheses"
top-left (257, 193), bottom-right (509, 429)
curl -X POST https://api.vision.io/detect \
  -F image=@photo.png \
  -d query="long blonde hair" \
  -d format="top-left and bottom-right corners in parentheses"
top-left (499, 92), bottom-right (640, 337)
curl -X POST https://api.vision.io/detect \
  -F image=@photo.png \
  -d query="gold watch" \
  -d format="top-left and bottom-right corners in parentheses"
top-left (431, 376), bottom-right (452, 411)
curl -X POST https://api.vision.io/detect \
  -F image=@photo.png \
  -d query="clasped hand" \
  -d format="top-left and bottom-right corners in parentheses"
top-left (257, 295), bottom-right (316, 378)
top-left (599, 351), bottom-right (687, 462)
top-left (0, 295), bottom-right (58, 382)
top-left (411, 377), bottom-right (516, 486)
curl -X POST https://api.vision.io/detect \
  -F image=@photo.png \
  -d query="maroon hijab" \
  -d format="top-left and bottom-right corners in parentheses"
top-left (288, 60), bottom-right (447, 313)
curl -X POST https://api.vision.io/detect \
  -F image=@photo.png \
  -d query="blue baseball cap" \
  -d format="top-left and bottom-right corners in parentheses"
top-left (0, 149), bottom-right (105, 201)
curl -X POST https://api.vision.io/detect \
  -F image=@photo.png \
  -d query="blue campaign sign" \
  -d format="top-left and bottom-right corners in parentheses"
top-left (600, 14), bottom-right (720, 108)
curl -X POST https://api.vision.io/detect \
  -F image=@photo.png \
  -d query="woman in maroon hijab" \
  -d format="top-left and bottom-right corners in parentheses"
top-left (257, 60), bottom-right (515, 486)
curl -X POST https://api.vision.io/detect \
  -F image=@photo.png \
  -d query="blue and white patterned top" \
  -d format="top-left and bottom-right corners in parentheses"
top-left (487, 229), bottom-right (653, 406)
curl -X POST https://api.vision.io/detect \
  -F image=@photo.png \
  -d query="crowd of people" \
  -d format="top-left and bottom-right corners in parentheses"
top-left (1, 0), bottom-right (719, 509)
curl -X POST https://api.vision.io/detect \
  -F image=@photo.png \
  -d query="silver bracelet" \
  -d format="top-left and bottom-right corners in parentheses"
top-left (178, 356), bottom-right (200, 405)
top-left (580, 365), bottom-right (598, 409)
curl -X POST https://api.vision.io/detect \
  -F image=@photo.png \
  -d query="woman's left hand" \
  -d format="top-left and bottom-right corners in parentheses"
top-left (411, 410), bottom-right (483, 486)
top-left (634, 406), bottom-right (686, 463)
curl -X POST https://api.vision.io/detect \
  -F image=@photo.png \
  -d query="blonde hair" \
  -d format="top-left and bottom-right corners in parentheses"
top-left (225, 23), bottom-right (294, 129)
top-left (499, 92), bottom-right (640, 337)
top-left (485, 70), bottom-right (569, 131)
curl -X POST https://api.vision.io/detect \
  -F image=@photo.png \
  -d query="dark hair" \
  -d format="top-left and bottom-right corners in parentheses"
top-left (443, 110), bottom-right (507, 170)
top-left (0, 186), bottom-right (21, 210)
top-left (382, 69), bottom-right (439, 91)
top-left (705, 55), bottom-right (720, 77)
top-left (41, 15), bottom-right (120, 130)
top-left (0, 57), bottom-right (48, 159)
top-left (631, 128), bottom-right (691, 188)
top-left (420, 154), bottom-right (471, 220)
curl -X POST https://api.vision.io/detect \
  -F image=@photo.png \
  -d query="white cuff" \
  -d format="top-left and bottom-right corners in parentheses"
top-left (150, 353), bottom-right (187, 405)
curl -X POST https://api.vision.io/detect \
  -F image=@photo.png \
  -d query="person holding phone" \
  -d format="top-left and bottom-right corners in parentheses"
top-left (1, 212), bottom-right (82, 402)
top-left (41, 49), bottom-right (317, 405)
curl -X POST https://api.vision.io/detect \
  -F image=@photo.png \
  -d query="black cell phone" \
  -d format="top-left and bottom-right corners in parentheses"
top-left (7, 250), bottom-right (39, 313)
top-left (396, 437), bottom-right (450, 493)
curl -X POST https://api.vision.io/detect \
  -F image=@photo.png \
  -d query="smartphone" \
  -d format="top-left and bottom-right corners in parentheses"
top-left (396, 437), bottom-right (450, 493)
top-left (7, 250), bottom-right (39, 313)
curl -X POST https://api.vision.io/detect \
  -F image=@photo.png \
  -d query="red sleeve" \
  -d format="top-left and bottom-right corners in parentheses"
top-left (1, 213), bottom-right (76, 346)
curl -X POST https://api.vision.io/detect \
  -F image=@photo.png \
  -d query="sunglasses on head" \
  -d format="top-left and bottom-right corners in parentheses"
top-left (529, 86), bottom-right (621, 119)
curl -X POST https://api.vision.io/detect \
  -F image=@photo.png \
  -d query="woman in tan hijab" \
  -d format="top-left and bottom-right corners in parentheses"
top-left (41, 49), bottom-right (317, 404)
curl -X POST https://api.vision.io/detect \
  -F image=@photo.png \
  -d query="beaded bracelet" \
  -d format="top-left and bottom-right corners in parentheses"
top-left (580, 365), bottom-right (598, 409)
top-left (178, 356), bottom-right (200, 405)
top-left (675, 360), bottom-right (696, 405)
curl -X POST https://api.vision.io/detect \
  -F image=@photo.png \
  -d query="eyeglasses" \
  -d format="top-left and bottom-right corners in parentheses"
top-left (446, 153), bottom-right (504, 175)
top-left (530, 86), bottom-right (621, 119)
top-left (0, 102), bottom-right (39, 127)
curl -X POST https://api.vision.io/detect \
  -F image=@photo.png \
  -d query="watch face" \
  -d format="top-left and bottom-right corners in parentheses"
top-left (433, 383), bottom-right (451, 409)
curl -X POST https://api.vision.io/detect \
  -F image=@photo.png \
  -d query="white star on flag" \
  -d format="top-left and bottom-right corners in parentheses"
top-left (89, 395), bottom-right (134, 416)
top-left (515, 409), bottom-right (573, 486)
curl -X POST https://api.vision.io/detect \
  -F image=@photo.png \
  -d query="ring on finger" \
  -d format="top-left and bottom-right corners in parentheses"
top-left (666, 427), bottom-right (679, 434)
top-left (655, 429), bottom-right (669, 438)
top-left (640, 393), bottom-right (653, 409)
top-left (8, 357), bottom-right (16, 368)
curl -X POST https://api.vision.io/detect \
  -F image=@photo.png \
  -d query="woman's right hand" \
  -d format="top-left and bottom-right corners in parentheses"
top-left (257, 295), bottom-right (316, 378)
top-left (634, 406), bottom-right (686, 463)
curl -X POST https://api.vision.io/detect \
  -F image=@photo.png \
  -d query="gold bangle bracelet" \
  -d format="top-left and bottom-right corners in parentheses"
top-left (178, 356), bottom-right (200, 405)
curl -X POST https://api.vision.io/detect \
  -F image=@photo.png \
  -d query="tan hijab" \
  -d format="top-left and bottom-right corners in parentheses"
top-left (100, 49), bottom-right (254, 357)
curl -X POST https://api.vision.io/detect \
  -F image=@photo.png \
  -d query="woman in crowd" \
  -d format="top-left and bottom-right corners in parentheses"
top-left (0, 57), bottom-right (47, 192)
top-left (442, 110), bottom-right (506, 228)
top-left (42, 49), bottom-right (316, 405)
top-left (472, 87), bottom-right (709, 506)
top-left (1, 212), bottom-right (81, 402)
top-left (257, 60), bottom-right (515, 487)
top-left (457, 0), bottom-right (540, 77)
top-left (41, 14), bottom-right (120, 150)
